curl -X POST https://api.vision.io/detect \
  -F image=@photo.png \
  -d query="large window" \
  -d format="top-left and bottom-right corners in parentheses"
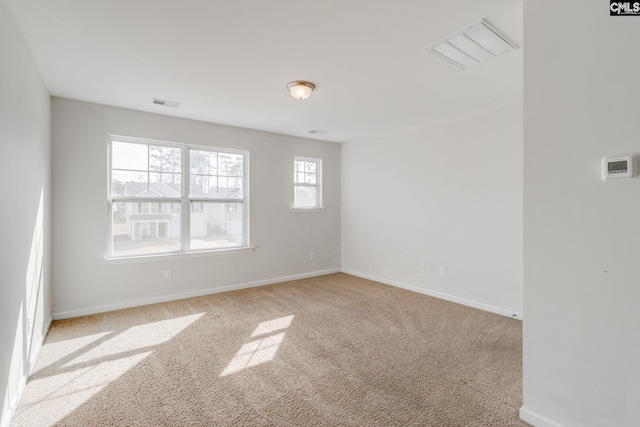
top-left (109, 136), bottom-right (247, 257)
top-left (293, 157), bottom-right (322, 208)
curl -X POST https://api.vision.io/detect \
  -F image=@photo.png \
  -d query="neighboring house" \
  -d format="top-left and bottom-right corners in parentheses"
top-left (115, 181), bottom-right (243, 244)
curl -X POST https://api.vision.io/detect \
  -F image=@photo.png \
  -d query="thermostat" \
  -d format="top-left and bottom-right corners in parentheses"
top-left (602, 154), bottom-right (636, 180)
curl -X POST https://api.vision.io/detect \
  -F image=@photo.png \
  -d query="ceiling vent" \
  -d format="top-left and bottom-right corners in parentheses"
top-left (308, 130), bottom-right (328, 135)
top-left (152, 98), bottom-right (181, 108)
top-left (426, 20), bottom-right (518, 70)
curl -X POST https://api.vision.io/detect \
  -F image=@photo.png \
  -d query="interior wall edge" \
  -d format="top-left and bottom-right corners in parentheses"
top-left (341, 268), bottom-right (522, 320)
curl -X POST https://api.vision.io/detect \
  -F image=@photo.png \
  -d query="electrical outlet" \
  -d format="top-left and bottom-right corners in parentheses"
top-left (164, 269), bottom-right (173, 279)
top-left (439, 266), bottom-right (446, 278)
top-left (419, 262), bottom-right (425, 273)
top-left (309, 252), bottom-right (315, 261)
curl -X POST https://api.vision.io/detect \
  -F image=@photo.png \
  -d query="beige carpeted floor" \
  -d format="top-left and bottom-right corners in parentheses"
top-left (12, 273), bottom-right (526, 426)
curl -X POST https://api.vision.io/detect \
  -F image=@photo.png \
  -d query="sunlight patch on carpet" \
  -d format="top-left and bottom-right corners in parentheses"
top-left (12, 313), bottom-right (204, 426)
top-left (221, 315), bottom-right (294, 377)
top-left (61, 313), bottom-right (204, 369)
top-left (32, 332), bottom-right (113, 373)
top-left (250, 314), bottom-right (294, 337)
top-left (12, 352), bottom-right (151, 426)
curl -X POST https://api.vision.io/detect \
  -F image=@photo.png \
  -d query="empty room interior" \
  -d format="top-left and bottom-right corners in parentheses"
top-left (2, 0), bottom-right (639, 426)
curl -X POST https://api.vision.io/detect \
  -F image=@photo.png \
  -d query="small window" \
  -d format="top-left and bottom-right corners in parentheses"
top-left (293, 157), bottom-right (322, 208)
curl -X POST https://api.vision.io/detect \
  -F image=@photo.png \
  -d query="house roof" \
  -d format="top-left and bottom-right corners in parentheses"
top-left (121, 181), bottom-right (243, 199)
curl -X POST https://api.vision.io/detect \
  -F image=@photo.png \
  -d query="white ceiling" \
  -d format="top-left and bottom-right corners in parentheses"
top-left (7, 0), bottom-right (522, 143)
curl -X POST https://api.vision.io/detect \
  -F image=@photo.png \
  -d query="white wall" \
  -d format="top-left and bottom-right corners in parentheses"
top-left (0, 1), bottom-right (52, 426)
top-left (341, 101), bottom-right (523, 317)
top-left (51, 98), bottom-right (341, 318)
top-left (522, 1), bottom-right (640, 426)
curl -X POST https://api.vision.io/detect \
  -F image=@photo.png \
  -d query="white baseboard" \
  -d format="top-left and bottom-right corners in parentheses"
top-left (53, 268), bottom-right (341, 320)
top-left (520, 406), bottom-right (565, 427)
top-left (1, 316), bottom-right (52, 427)
top-left (341, 269), bottom-right (523, 320)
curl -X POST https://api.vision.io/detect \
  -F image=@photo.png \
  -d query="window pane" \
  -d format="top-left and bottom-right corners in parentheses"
top-left (150, 173), bottom-right (182, 197)
top-left (190, 202), bottom-right (244, 250)
top-left (305, 162), bottom-right (316, 173)
top-left (295, 172), bottom-right (305, 184)
top-left (112, 202), bottom-right (181, 256)
top-left (295, 161), bottom-right (305, 172)
top-left (191, 150), bottom-right (215, 175)
top-left (206, 177), bottom-right (244, 199)
top-left (294, 186), bottom-right (318, 207)
top-left (150, 145), bottom-right (181, 173)
top-left (190, 150), bottom-right (244, 199)
top-left (112, 141), bottom-right (148, 171)
top-left (218, 176), bottom-right (228, 190)
top-left (218, 153), bottom-right (243, 177)
top-left (209, 152), bottom-right (218, 175)
top-left (149, 146), bottom-right (161, 171)
top-left (112, 170), bottom-right (148, 197)
top-left (190, 175), bottom-right (218, 198)
top-left (304, 172), bottom-right (316, 184)
top-left (224, 178), bottom-right (243, 199)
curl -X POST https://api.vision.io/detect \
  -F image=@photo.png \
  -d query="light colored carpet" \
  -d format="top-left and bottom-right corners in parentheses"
top-left (12, 273), bottom-right (526, 426)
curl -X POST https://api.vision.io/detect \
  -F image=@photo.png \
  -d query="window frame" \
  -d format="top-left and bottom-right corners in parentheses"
top-left (293, 156), bottom-right (323, 210)
top-left (107, 135), bottom-right (249, 259)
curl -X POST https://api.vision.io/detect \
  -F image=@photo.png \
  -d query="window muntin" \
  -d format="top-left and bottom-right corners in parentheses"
top-left (109, 137), bottom-right (248, 258)
top-left (293, 157), bottom-right (322, 208)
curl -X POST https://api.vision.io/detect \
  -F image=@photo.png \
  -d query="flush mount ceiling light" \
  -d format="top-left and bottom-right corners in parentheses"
top-left (287, 81), bottom-right (316, 100)
top-left (426, 20), bottom-right (518, 70)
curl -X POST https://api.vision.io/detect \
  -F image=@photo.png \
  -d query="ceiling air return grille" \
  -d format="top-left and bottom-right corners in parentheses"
top-left (426, 20), bottom-right (518, 70)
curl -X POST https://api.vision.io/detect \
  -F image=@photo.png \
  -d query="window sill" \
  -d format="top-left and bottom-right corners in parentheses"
top-left (290, 207), bottom-right (326, 213)
top-left (101, 246), bottom-right (256, 264)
